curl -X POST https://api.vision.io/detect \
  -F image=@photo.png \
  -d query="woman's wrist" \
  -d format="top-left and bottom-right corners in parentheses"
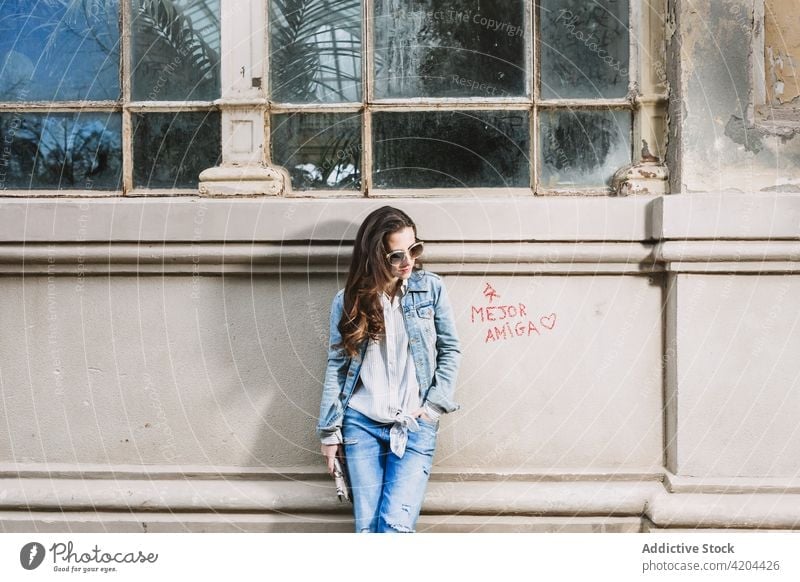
top-left (422, 402), bottom-right (444, 421)
top-left (320, 428), bottom-right (343, 446)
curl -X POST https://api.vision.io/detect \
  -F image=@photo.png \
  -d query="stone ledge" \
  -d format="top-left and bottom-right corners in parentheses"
top-left (647, 492), bottom-right (800, 529)
top-left (0, 241), bottom-right (659, 276)
top-left (1, 476), bottom-right (799, 530)
top-left (6, 238), bottom-right (800, 275)
top-left (653, 193), bottom-right (800, 240)
top-left (0, 477), bottom-right (660, 515)
top-left (665, 471), bottom-right (800, 494)
top-left (0, 196), bottom-right (656, 243)
top-left (0, 511), bottom-right (642, 533)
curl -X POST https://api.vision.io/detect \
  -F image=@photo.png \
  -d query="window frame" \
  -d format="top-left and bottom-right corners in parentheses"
top-left (0, 0), bottom-right (667, 198)
top-left (0, 0), bottom-right (221, 197)
top-left (267, 0), bottom-right (660, 197)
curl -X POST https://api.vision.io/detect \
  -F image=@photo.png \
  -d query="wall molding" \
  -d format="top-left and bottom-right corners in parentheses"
top-left (0, 241), bottom-right (659, 275)
top-left (3, 239), bottom-right (800, 275)
top-left (1, 470), bottom-right (799, 530)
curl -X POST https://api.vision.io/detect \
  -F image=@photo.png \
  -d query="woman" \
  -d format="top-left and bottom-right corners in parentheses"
top-left (317, 206), bottom-right (461, 533)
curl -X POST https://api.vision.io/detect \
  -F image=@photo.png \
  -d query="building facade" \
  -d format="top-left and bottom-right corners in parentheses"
top-left (1, 0), bottom-right (799, 532)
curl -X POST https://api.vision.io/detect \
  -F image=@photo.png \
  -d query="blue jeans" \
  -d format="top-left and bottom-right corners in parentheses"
top-left (342, 407), bottom-right (438, 533)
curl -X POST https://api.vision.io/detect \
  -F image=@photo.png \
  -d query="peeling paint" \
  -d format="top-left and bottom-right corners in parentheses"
top-left (725, 116), bottom-right (764, 153)
top-left (764, 0), bottom-right (800, 105)
top-left (670, 1), bottom-right (800, 193)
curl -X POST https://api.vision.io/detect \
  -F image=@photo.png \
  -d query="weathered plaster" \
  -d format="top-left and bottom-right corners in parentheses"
top-left (669, 0), bottom-right (800, 192)
top-left (665, 0), bottom-right (684, 194)
top-left (764, 0), bottom-right (800, 105)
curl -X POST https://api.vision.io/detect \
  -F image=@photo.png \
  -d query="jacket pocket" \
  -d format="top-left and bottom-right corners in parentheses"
top-left (416, 305), bottom-right (434, 319)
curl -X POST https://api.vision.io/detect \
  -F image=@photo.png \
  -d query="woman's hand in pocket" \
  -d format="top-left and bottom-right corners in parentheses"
top-left (411, 407), bottom-right (434, 424)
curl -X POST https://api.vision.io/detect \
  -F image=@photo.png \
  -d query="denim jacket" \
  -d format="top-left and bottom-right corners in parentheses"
top-left (317, 269), bottom-right (461, 442)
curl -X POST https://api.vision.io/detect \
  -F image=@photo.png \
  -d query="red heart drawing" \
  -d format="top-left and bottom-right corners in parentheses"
top-left (540, 313), bottom-right (556, 330)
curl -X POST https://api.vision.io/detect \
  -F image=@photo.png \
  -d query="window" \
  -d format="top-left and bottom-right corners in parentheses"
top-left (269, 0), bottom-right (639, 195)
top-left (0, 0), bottom-right (221, 194)
top-left (1, 1), bottom-right (655, 196)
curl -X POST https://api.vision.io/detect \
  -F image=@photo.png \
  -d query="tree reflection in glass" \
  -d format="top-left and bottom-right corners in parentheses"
top-left (271, 113), bottom-right (361, 190)
top-left (131, 112), bottom-right (220, 188)
top-left (0, 113), bottom-right (122, 189)
top-left (0, 0), bottom-right (121, 101)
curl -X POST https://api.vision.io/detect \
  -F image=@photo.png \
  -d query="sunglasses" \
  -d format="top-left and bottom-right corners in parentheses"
top-left (385, 241), bottom-right (424, 266)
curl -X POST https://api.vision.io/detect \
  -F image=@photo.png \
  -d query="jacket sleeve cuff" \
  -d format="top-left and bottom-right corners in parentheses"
top-left (423, 402), bottom-right (445, 421)
top-left (320, 428), bottom-right (343, 445)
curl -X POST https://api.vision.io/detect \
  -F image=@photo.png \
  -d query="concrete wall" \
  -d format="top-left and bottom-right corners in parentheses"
top-left (1, 194), bottom-right (800, 533)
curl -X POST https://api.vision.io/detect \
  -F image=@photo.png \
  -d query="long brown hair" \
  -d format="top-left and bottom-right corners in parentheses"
top-left (339, 206), bottom-right (419, 356)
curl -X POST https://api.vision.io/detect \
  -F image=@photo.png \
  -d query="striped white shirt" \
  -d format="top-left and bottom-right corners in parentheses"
top-left (348, 281), bottom-right (419, 415)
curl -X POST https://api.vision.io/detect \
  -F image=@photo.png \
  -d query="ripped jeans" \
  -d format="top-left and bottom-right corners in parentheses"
top-left (342, 407), bottom-right (438, 533)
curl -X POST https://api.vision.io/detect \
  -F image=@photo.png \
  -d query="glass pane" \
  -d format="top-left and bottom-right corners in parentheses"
top-left (0, 112), bottom-right (122, 189)
top-left (373, 111), bottom-right (529, 188)
top-left (539, 0), bottom-right (629, 99)
top-left (539, 109), bottom-right (631, 188)
top-left (270, 0), bottom-right (362, 103)
top-left (271, 113), bottom-right (361, 191)
top-left (132, 111), bottom-right (220, 188)
top-left (131, 0), bottom-right (220, 101)
top-left (0, 0), bottom-right (120, 101)
top-left (374, 0), bottom-right (527, 99)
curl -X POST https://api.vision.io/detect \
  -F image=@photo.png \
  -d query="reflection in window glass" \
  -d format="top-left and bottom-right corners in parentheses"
top-left (374, 0), bottom-right (526, 99)
top-left (0, 0), bottom-right (120, 101)
top-left (373, 111), bottom-right (529, 188)
top-left (271, 113), bottom-right (361, 190)
top-left (0, 112), bottom-right (122, 189)
top-left (131, 0), bottom-right (220, 101)
top-left (539, 0), bottom-right (629, 99)
top-left (132, 112), bottom-right (220, 188)
top-left (539, 109), bottom-right (631, 188)
top-left (270, 0), bottom-right (362, 103)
